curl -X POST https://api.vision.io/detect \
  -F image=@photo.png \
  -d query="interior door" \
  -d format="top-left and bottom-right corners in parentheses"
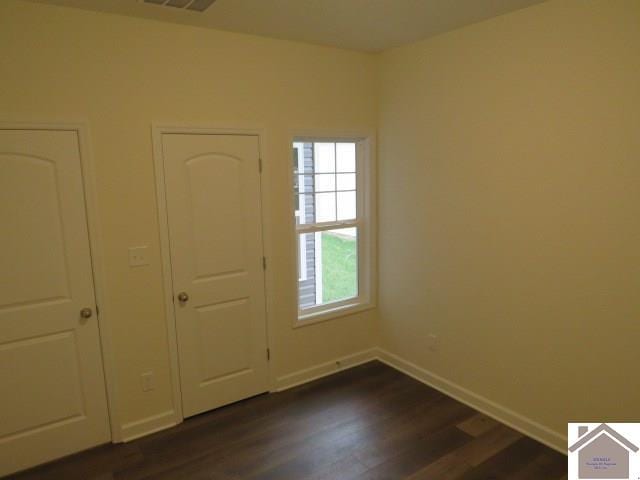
top-left (161, 133), bottom-right (269, 418)
top-left (0, 129), bottom-right (110, 476)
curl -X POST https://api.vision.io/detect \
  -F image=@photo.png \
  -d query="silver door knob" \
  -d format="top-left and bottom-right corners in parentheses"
top-left (80, 307), bottom-right (93, 319)
top-left (177, 292), bottom-right (189, 303)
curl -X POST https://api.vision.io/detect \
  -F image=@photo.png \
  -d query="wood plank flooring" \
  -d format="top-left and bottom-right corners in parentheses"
top-left (9, 361), bottom-right (567, 479)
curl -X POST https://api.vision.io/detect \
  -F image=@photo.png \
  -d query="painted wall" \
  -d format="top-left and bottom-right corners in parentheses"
top-left (377, 0), bottom-right (640, 447)
top-left (0, 0), bottom-right (376, 433)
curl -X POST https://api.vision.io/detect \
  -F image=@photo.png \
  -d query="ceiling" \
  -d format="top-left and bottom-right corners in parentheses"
top-left (26, 0), bottom-right (547, 52)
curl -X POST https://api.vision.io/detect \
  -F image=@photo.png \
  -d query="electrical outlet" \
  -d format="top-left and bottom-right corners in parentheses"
top-left (128, 246), bottom-right (149, 267)
top-left (141, 371), bottom-right (155, 392)
top-left (427, 333), bottom-right (439, 352)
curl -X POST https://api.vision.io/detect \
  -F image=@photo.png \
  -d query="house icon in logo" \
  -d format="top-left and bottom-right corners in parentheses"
top-left (569, 424), bottom-right (639, 479)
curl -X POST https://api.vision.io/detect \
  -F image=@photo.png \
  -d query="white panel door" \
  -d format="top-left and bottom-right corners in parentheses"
top-left (0, 129), bottom-right (110, 476)
top-left (161, 133), bottom-right (269, 418)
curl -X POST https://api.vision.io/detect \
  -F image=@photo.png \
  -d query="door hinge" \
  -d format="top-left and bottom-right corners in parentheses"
top-left (259, 157), bottom-right (263, 173)
top-left (262, 256), bottom-right (267, 270)
top-left (267, 348), bottom-right (271, 361)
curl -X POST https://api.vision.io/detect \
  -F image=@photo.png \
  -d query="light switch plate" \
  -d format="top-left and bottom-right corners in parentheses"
top-left (128, 246), bottom-right (149, 267)
top-left (140, 371), bottom-right (155, 392)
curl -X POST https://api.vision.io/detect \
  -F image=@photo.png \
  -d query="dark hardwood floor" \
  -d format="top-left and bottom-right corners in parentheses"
top-left (10, 361), bottom-right (567, 479)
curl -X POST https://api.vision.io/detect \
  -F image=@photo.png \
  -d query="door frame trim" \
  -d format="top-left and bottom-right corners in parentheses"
top-left (0, 122), bottom-right (120, 441)
top-left (151, 124), bottom-right (272, 425)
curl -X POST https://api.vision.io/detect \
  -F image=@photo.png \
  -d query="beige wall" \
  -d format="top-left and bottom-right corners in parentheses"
top-left (0, 0), bottom-right (376, 431)
top-left (377, 0), bottom-right (640, 446)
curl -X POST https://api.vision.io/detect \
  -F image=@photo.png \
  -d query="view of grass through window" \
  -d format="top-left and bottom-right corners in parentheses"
top-left (322, 231), bottom-right (357, 303)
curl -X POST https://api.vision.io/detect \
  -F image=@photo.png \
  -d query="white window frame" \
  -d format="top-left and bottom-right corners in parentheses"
top-left (293, 143), bottom-right (308, 281)
top-left (292, 134), bottom-right (376, 327)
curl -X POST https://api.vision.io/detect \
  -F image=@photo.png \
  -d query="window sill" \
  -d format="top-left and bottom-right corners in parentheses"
top-left (294, 301), bottom-right (375, 329)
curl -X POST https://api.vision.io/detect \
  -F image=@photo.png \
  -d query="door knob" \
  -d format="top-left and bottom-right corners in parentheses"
top-left (177, 292), bottom-right (189, 303)
top-left (80, 307), bottom-right (93, 319)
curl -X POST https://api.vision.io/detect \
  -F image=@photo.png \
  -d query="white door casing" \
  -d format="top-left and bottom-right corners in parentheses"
top-left (0, 129), bottom-right (110, 476)
top-left (159, 132), bottom-right (269, 418)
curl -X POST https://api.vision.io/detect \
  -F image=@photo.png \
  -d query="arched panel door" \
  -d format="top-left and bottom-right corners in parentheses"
top-left (0, 129), bottom-right (110, 476)
top-left (161, 133), bottom-right (268, 417)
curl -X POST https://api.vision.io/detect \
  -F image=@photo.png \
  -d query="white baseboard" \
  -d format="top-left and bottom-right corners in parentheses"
top-left (117, 349), bottom-right (567, 455)
top-left (375, 348), bottom-right (567, 454)
top-left (274, 348), bottom-right (376, 392)
top-left (120, 410), bottom-right (179, 442)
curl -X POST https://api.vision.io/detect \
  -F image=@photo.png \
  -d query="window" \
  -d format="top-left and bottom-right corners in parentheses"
top-left (293, 138), bottom-right (373, 323)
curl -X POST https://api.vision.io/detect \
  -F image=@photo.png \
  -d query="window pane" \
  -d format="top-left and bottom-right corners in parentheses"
top-left (298, 228), bottom-right (358, 310)
top-left (298, 191), bottom-right (343, 224)
top-left (336, 191), bottom-right (356, 220)
top-left (322, 228), bottom-right (358, 303)
top-left (336, 143), bottom-right (356, 172)
top-left (315, 192), bottom-right (336, 222)
top-left (314, 142), bottom-right (335, 173)
top-left (314, 173), bottom-right (335, 192)
top-left (336, 173), bottom-right (355, 191)
top-left (298, 233), bottom-right (316, 307)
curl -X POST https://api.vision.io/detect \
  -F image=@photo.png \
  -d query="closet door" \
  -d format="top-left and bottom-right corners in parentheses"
top-left (0, 129), bottom-right (110, 476)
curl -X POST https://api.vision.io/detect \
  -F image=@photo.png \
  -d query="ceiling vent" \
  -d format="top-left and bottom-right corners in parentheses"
top-left (142, 0), bottom-right (218, 13)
